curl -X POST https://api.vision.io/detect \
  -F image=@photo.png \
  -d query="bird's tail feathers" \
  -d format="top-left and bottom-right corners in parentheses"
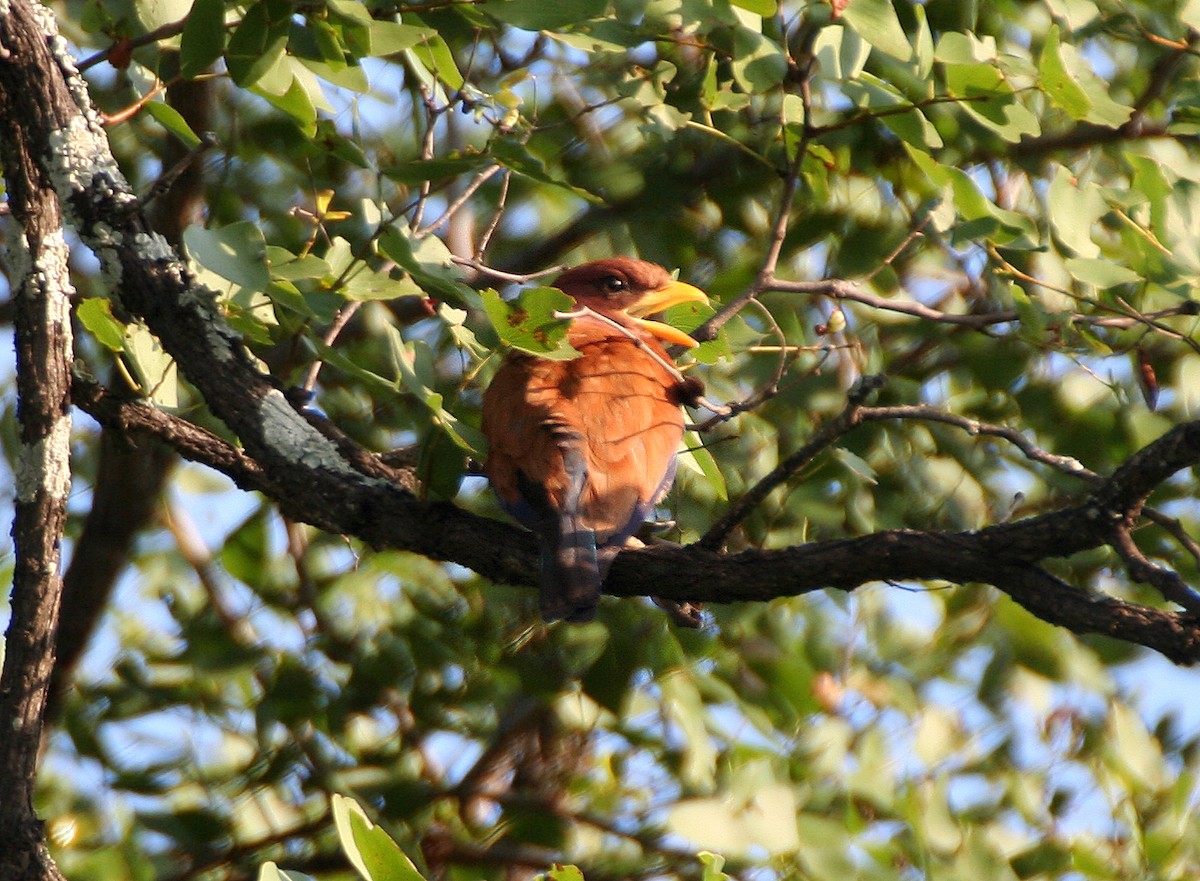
top-left (541, 444), bottom-right (602, 621)
top-left (540, 527), bottom-right (601, 622)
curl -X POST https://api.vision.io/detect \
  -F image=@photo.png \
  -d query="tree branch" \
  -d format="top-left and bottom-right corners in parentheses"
top-left (0, 4), bottom-right (74, 879)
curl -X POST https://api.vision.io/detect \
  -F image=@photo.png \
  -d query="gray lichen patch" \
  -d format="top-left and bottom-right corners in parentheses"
top-left (15, 413), bottom-right (72, 503)
top-left (46, 116), bottom-right (136, 208)
top-left (257, 389), bottom-right (360, 476)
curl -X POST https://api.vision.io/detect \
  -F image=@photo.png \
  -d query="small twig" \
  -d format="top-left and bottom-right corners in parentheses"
top-left (856, 405), bottom-right (1098, 481)
top-left (553, 305), bottom-right (688, 384)
top-left (302, 300), bottom-right (363, 393)
top-left (451, 256), bottom-right (567, 285)
top-left (1113, 295), bottom-right (1200, 354)
top-left (682, 119), bottom-right (776, 169)
top-left (758, 275), bottom-right (1200, 332)
top-left (699, 375), bottom-right (885, 550)
top-left (409, 82), bottom-right (442, 232)
top-left (78, 18), bottom-right (189, 71)
top-left (862, 215), bottom-right (931, 282)
top-left (101, 78), bottom-right (168, 126)
top-left (141, 131), bottom-right (219, 208)
top-left (808, 93), bottom-right (995, 137)
top-left (1143, 508), bottom-right (1200, 569)
top-left (1111, 524), bottom-right (1200, 615)
top-left (689, 348), bottom-right (832, 432)
top-left (689, 91), bottom-right (808, 345)
top-left (475, 168), bottom-right (510, 258)
top-left (414, 164), bottom-right (503, 239)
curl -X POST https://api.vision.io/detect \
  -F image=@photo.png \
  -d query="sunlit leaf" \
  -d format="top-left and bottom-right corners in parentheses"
top-left (1064, 258), bottom-right (1142, 288)
top-left (840, 0), bottom-right (912, 62)
top-left (225, 0), bottom-right (291, 87)
top-left (485, 0), bottom-right (607, 30)
top-left (142, 101), bottom-right (204, 149)
top-left (179, 0), bottom-right (226, 79)
top-left (480, 286), bottom-right (579, 359)
top-left (77, 297), bottom-right (126, 351)
top-left (124, 322), bottom-right (179, 408)
top-left (331, 795), bottom-right (427, 881)
top-left (184, 222), bottom-right (271, 291)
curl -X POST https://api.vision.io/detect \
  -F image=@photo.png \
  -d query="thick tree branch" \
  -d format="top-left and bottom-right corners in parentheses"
top-left (77, 369), bottom-right (1200, 663)
top-left (0, 3), bottom-right (74, 879)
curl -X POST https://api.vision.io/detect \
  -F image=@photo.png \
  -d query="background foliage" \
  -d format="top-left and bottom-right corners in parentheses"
top-left (4, 0), bottom-right (1200, 878)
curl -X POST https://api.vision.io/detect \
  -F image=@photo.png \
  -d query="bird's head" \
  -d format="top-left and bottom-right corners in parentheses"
top-left (554, 258), bottom-right (708, 348)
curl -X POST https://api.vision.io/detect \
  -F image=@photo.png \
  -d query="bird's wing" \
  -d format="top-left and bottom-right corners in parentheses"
top-left (482, 354), bottom-right (602, 620)
top-left (568, 335), bottom-right (685, 545)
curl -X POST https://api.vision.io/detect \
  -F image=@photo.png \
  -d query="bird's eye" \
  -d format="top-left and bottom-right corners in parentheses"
top-left (598, 276), bottom-right (627, 295)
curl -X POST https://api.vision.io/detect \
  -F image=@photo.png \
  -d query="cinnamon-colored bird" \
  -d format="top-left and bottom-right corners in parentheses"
top-left (482, 258), bottom-right (707, 622)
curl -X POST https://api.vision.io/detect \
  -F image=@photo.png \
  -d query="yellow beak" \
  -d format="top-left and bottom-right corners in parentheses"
top-left (624, 280), bottom-right (708, 348)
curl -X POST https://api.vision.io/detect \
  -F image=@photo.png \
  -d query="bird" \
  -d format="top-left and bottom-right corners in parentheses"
top-left (481, 257), bottom-right (707, 622)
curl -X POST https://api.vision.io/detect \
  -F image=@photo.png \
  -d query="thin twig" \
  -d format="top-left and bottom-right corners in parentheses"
top-left (699, 376), bottom-right (885, 550)
top-left (414, 164), bottom-right (503, 239)
top-left (302, 301), bottom-right (363, 393)
top-left (1110, 524), bottom-right (1200, 615)
top-left (475, 168), bottom-right (510, 258)
top-left (451, 256), bottom-right (567, 285)
top-left (553, 306), bottom-right (687, 384)
top-left (856, 405), bottom-right (1098, 480)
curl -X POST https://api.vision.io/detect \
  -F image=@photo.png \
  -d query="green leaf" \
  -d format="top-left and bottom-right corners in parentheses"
top-left (342, 267), bottom-right (424, 302)
top-left (731, 0), bottom-right (776, 14)
top-left (184, 222), bottom-right (271, 291)
top-left (812, 26), bottom-right (869, 81)
top-left (1185, 0), bottom-right (1200, 31)
top-left (226, 0), bottom-right (291, 88)
top-left (325, 0), bottom-right (372, 55)
top-left (840, 0), bottom-right (912, 62)
top-left (388, 330), bottom-right (487, 456)
top-left (730, 27), bottom-right (788, 93)
top-left (490, 140), bottom-right (601, 202)
top-left (377, 229), bottom-right (473, 303)
top-left (258, 862), bottom-right (317, 881)
top-left (679, 432), bottom-right (728, 501)
top-left (1064, 258), bottom-right (1142, 288)
top-left (267, 248), bottom-right (332, 283)
top-left (1039, 24), bottom-right (1133, 126)
top-left (842, 74), bottom-right (942, 148)
top-left (935, 31), bottom-right (998, 64)
top-left (179, 0), bottom-right (226, 79)
top-left (544, 866), bottom-right (585, 881)
top-left (543, 19), bottom-right (642, 54)
top-left (254, 71), bottom-right (318, 135)
top-left (667, 799), bottom-right (744, 854)
top-left (369, 21), bottom-right (437, 56)
top-left (124, 322), bottom-right (179, 408)
top-left (382, 154), bottom-right (494, 185)
top-left (485, 0), bottom-right (608, 30)
top-left (77, 297), bottom-right (126, 351)
top-left (1048, 165), bottom-right (1105, 258)
top-left (1039, 24), bottom-right (1091, 119)
top-left (906, 146), bottom-right (1038, 245)
top-left (480, 286), bottom-right (579, 359)
top-left (331, 794), bottom-right (427, 881)
top-left (912, 4), bottom-right (934, 80)
top-left (660, 671), bottom-right (717, 791)
top-left (402, 26), bottom-right (464, 91)
top-left (698, 852), bottom-right (731, 881)
top-left (142, 101), bottom-right (204, 149)
top-left (1044, 0), bottom-right (1101, 29)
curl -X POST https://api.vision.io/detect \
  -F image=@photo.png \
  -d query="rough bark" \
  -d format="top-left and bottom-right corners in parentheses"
top-left (0, 3), bottom-right (75, 879)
